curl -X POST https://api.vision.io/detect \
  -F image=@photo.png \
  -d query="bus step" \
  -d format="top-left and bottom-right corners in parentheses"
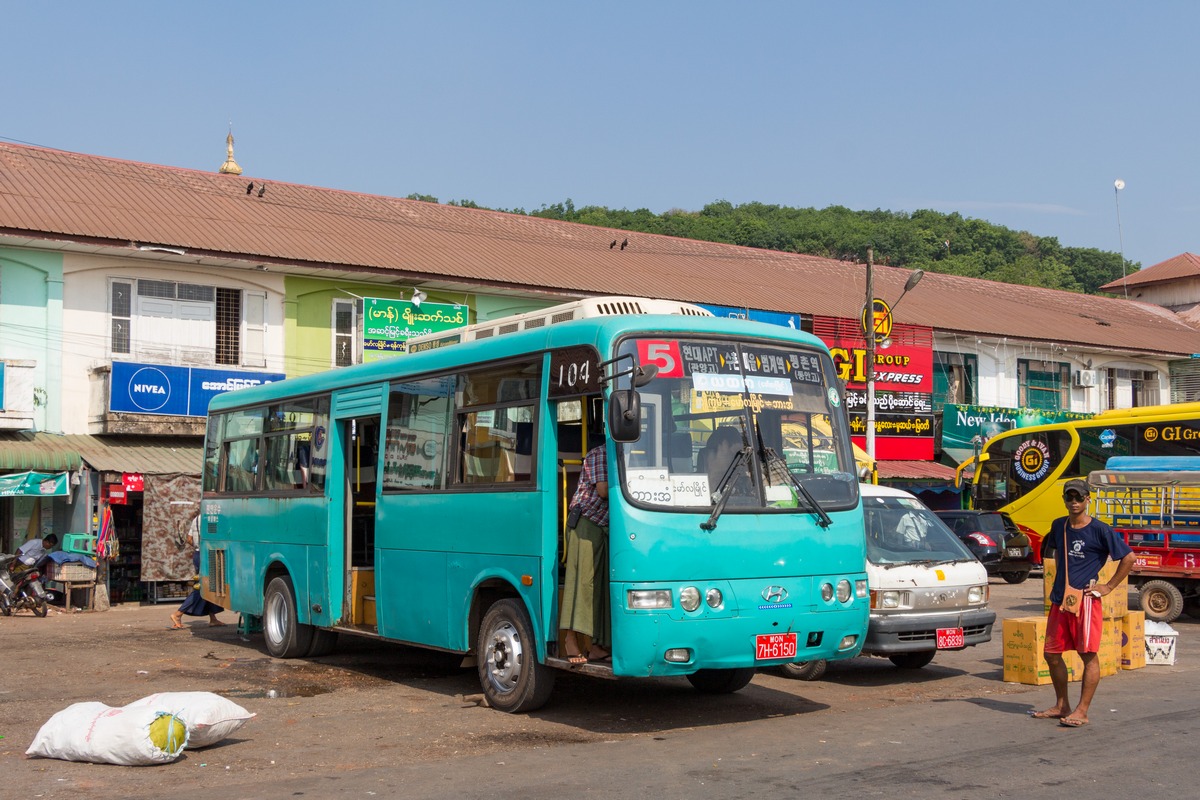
top-left (545, 655), bottom-right (617, 679)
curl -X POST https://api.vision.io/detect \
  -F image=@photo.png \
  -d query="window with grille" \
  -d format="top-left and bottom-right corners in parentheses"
top-left (216, 288), bottom-right (241, 365)
top-left (110, 280), bottom-right (132, 355)
top-left (933, 351), bottom-right (977, 405)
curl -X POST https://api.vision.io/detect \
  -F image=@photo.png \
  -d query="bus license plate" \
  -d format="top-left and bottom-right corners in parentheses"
top-left (755, 632), bottom-right (798, 660)
top-left (1006, 547), bottom-right (1023, 557)
top-left (936, 627), bottom-right (965, 649)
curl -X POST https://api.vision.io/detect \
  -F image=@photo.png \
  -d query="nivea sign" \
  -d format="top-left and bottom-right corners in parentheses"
top-left (111, 361), bottom-right (284, 416)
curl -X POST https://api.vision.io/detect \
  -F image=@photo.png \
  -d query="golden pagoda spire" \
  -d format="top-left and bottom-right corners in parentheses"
top-left (219, 127), bottom-right (243, 175)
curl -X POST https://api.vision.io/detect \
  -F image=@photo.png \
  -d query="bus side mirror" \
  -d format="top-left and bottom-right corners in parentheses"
top-left (608, 390), bottom-right (641, 443)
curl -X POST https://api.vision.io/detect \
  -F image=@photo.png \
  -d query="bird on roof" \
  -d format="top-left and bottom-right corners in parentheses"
top-left (258, 183), bottom-right (267, 197)
top-left (620, 238), bottom-right (628, 250)
top-left (610, 239), bottom-right (617, 249)
top-left (246, 181), bottom-right (254, 195)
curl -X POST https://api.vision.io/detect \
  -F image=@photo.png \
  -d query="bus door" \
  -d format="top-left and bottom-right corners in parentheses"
top-left (330, 384), bottom-right (385, 631)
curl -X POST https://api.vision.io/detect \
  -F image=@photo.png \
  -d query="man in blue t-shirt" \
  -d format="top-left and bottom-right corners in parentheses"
top-left (1030, 479), bottom-right (1134, 728)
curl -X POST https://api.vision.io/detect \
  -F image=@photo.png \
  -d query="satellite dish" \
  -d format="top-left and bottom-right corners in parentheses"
top-left (1114, 179), bottom-right (1125, 190)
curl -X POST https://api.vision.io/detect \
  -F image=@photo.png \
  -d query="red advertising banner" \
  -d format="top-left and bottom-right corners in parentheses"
top-left (814, 316), bottom-right (935, 461)
top-left (103, 483), bottom-right (128, 505)
top-left (122, 473), bottom-right (144, 493)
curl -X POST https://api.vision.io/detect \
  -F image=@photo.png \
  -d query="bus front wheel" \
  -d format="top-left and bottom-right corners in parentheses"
top-left (687, 668), bottom-right (756, 694)
top-left (264, 576), bottom-right (314, 658)
top-left (1139, 580), bottom-right (1184, 623)
top-left (477, 598), bottom-right (555, 713)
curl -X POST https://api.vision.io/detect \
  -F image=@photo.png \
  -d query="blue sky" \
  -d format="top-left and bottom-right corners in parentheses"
top-left (6, 1), bottom-right (1197, 269)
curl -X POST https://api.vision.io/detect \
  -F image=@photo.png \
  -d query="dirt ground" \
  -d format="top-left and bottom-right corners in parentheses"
top-left (1, 583), bottom-right (1052, 799)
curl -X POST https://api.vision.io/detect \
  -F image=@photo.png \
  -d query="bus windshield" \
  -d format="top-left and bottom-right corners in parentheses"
top-left (615, 336), bottom-right (858, 512)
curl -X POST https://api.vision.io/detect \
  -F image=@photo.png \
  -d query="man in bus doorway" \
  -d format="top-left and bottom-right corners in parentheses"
top-left (560, 435), bottom-right (610, 666)
top-left (1031, 478), bottom-right (1134, 728)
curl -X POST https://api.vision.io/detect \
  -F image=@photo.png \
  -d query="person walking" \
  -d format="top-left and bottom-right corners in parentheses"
top-left (559, 439), bottom-right (610, 666)
top-left (169, 515), bottom-right (224, 629)
top-left (1030, 478), bottom-right (1134, 728)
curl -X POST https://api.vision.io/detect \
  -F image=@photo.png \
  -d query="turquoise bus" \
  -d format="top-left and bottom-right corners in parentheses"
top-left (200, 297), bottom-right (868, 712)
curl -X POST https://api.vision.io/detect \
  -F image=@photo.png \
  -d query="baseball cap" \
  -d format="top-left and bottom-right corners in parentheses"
top-left (1062, 478), bottom-right (1089, 497)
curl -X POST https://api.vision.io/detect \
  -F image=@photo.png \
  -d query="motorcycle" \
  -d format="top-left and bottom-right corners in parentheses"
top-left (0, 553), bottom-right (49, 617)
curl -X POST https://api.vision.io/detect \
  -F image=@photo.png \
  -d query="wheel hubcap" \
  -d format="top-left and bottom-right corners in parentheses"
top-left (485, 621), bottom-right (523, 695)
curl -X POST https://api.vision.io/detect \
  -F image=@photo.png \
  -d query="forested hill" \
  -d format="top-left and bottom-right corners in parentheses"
top-left (416, 195), bottom-right (1134, 295)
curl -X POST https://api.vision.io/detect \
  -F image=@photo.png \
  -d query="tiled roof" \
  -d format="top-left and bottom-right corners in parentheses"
top-left (4, 142), bottom-right (1200, 357)
top-left (1101, 253), bottom-right (1200, 291)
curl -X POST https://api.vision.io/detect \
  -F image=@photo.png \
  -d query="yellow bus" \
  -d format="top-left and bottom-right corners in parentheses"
top-left (956, 402), bottom-right (1200, 542)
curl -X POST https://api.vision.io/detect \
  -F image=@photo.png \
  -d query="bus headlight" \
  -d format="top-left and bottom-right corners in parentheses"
top-left (680, 586), bottom-right (701, 612)
top-left (705, 588), bottom-right (723, 609)
top-left (820, 582), bottom-right (834, 602)
top-left (836, 580), bottom-right (852, 603)
top-left (855, 579), bottom-right (868, 598)
top-left (627, 589), bottom-right (672, 610)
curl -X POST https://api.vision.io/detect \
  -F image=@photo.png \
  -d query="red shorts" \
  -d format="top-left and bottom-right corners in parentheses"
top-left (1046, 594), bottom-right (1103, 654)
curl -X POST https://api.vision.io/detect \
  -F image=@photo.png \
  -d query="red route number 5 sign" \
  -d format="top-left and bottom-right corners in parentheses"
top-left (637, 340), bottom-right (684, 378)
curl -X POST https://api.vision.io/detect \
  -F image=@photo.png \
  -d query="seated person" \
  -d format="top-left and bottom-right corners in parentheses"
top-left (703, 426), bottom-right (744, 498)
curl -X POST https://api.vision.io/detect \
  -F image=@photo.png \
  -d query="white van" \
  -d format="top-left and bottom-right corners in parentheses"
top-left (780, 484), bottom-right (993, 679)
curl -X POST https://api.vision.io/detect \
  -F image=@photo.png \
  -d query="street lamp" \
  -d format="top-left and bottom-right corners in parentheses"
top-left (864, 247), bottom-right (924, 467)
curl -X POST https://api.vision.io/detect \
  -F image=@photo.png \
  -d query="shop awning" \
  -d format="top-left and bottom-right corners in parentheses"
top-left (0, 470), bottom-right (70, 497)
top-left (0, 432), bottom-right (83, 471)
top-left (876, 460), bottom-right (959, 481)
top-left (72, 435), bottom-right (204, 476)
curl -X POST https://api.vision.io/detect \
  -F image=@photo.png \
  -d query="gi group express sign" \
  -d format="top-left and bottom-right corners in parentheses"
top-left (110, 362), bottom-right (284, 416)
top-left (363, 297), bottom-right (469, 361)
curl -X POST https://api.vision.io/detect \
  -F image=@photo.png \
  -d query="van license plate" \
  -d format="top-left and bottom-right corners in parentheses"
top-left (755, 632), bottom-right (798, 660)
top-left (936, 627), bottom-right (965, 649)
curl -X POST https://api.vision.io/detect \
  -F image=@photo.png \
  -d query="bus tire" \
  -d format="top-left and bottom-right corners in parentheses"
top-left (1139, 580), bottom-right (1184, 623)
top-left (477, 598), bottom-right (555, 713)
top-left (889, 651), bottom-right (935, 669)
top-left (307, 629), bottom-right (339, 657)
top-left (687, 668), bottom-right (756, 694)
top-left (263, 575), bottom-right (314, 658)
top-left (776, 659), bottom-right (827, 681)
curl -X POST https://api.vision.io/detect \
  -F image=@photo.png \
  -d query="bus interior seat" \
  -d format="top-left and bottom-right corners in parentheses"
top-left (669, 431), bottom-right (693, 472)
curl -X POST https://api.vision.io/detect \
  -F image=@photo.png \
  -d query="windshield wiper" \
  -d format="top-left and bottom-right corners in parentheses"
top-left (701, 444), bottom-right (754, 531)
top-left (751, 416), bottom-right (832, 529)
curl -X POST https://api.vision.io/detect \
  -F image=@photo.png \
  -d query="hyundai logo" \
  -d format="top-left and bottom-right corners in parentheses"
top-left (762, 585), bottom-right (788, 604)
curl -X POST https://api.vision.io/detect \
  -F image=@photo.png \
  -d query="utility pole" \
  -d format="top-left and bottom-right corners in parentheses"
top-left (865, 247), bottom-right (876, 463)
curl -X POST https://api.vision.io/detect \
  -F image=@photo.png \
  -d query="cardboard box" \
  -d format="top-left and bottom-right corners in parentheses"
top-left (1002, 616), bottom-right (1081, 685)
top-left (1098, 617), bottom-right (1120, 677)
top-left (1042, 557), bottom-right (1126, 618)
top-left (1121, 611), bottom-right (1146, 670)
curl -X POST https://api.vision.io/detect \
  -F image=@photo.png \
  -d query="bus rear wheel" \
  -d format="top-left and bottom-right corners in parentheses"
top-left (1139, 580), bottom-right (1184, 623)
top-left (264, 575), bottom-right (314, 658)
top-left (477, 599), bottom-right (555, 713)
top-left (687, 668), bottom-right (756, 694)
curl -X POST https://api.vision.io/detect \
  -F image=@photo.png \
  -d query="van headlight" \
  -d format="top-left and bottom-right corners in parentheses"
top-left (627, 589), bottom-right (672, 609)
top-left (969, 585), bottom-right (987, 604)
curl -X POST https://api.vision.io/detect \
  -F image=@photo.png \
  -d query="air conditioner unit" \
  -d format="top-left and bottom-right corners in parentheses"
top-left (1073, 369), bottom-right (1099, 388)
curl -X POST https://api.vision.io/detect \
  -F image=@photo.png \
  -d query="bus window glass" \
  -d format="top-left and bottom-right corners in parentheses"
top-left (975, 429), bottom-right (1072, 510)
top-left (203, 420), bottom-right (221, 492)
top-left (385, 376), bottom-right (455, 491)
top-left (455, 360), bottom-right (540, 487)
top-left (1137, 420), bottom-right (1200, 457)
top-left (616, 337), bottom-right (857, 512)
top-left (223, 407), bottom-right (264, 439)
top-left (1076, 424), bottom-right (1135, 477)
top-left (223, 437), bottom-right (260, 493)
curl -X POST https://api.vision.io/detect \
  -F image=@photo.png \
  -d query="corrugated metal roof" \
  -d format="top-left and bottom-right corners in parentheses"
top-left (3, 141), bottom-right (1200, 357)
top-left (876, 460), bottom-right (960, 480)
top-left (0, 432), bottom-right (201, 475)
top-left (71, 435), bottom-right (204, 476)
top-left (0, 432), bottom-right (83, 471)
top-left (1101, 253), bottom-right (1200, 290)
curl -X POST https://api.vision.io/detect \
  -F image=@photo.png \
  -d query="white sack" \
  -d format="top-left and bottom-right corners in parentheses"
top-left (126, 691), bottom-right (256, 748)
top-left (26, 702), bottom-right (188, 765)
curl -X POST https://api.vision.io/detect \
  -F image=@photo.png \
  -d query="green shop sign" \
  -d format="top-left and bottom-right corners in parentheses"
top-left (0, 471), bottom-right (69, 497)
top-left (941, 403), bottom-right (1094, 463)
top-left (362, 298), bottom-right (469, 361)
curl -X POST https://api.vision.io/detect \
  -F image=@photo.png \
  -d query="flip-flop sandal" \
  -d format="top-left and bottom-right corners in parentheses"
top-left (1028, 709), bottom-right (1063, 719)
top-left (166, 625), bottom-right (185, 630)
top-left (565, 654), bottom-right (588, 668)
top-left (1059, 717), bottom-right (1088, 728)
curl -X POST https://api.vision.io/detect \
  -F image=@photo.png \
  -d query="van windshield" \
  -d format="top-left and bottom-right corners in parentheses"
top-left (864, 495), bottom-right (976, 565)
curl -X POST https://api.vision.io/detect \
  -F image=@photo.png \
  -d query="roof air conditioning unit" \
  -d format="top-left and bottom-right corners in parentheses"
top-left (1073, 369), bottom-right (1099, 388)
